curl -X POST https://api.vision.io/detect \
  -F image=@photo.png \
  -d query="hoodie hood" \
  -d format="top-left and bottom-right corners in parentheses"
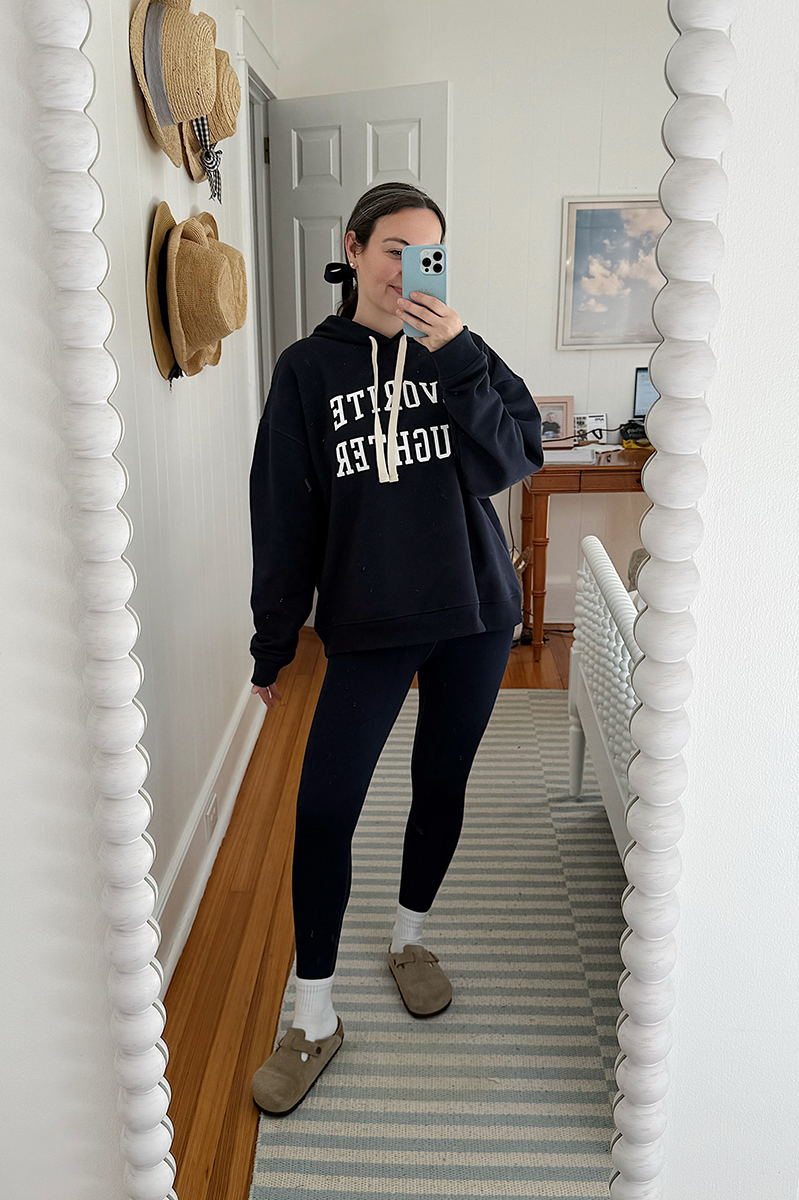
top-left (310, 314), bottom-right (410, 484)
top-left (310, 312), bottom-right (407, 347)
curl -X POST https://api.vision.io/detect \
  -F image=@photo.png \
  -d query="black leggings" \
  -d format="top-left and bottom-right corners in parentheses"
top-left (291, 625), bottom-right (516, 978)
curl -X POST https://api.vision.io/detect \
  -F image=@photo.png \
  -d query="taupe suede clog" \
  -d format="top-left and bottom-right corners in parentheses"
top-left (387, 943), bottom-right (453, 1016)
top-left (251, 1017), bottom-right (344, 1116)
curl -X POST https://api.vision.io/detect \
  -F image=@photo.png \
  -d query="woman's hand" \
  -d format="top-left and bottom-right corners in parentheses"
top-left (251, 682), bottom-right (282, 710)
top-left (396, 292), bottom-right (463, 352)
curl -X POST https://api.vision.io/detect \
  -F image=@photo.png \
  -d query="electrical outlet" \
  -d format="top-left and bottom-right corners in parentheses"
top-left (205, 793), bottom-right (219, 840)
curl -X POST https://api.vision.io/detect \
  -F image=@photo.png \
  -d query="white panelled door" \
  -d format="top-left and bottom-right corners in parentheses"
top-left (267, 80), bottom-right (450, 358)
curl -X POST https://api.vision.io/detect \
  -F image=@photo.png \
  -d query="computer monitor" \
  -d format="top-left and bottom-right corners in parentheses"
top-left (634, 367), bottom-right (659, 418)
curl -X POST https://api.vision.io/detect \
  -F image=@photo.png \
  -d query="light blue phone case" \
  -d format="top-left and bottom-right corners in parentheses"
top-left (401, 244), bottom-right (447, 338)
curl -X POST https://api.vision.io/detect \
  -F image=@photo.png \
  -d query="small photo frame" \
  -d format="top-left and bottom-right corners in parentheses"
top-left (557, 196), bottom-right (668, 350)
top-left (573, 413), bottom-right (608, 442)
top-left (536, 395), bottom-right (575, 444)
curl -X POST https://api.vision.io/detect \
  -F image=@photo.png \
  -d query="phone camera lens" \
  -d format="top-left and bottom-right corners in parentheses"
top-left (422, 257), bottom-right (431, 267)
top-left (433, 251), bottom-right (443, 260)
top-left (433, 263), bottom-right (442, 272)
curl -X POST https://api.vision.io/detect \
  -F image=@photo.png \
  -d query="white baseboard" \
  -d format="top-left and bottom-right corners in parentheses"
top-left (153, 682), bottom-right (267, 995)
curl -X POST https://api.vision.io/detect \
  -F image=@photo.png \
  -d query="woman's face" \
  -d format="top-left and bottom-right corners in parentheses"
top-left (345, 208), bottom-right (444, 334)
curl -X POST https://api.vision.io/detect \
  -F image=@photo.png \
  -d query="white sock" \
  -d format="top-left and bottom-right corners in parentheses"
top-left (390, 901), bottom-right (431, 954)
top-left (293, 973), bottom-right (338, 1060)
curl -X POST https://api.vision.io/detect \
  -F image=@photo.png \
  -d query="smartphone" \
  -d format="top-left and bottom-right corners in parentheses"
top-left (401, 244), bottom-right (447, 339)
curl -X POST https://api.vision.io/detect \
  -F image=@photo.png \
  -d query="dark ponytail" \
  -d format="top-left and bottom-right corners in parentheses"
top-left (335, 182), bottom-right (447, 320)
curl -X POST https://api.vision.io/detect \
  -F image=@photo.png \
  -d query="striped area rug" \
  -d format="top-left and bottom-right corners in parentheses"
top-left (250, 689), bottom-right (629, 1199)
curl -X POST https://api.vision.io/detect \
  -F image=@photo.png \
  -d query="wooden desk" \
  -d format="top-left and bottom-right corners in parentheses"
top-left (520, 447), bottom-right (655, 661)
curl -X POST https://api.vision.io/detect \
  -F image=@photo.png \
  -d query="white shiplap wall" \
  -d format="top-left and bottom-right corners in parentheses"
top-left (2, 2), bottom-right (126, 1189)
top-left (84, 0), bottom-right (277, 976)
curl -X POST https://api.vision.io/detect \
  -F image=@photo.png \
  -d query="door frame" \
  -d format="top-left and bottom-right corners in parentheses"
top-left (246, 70), bottom-right (276, 421)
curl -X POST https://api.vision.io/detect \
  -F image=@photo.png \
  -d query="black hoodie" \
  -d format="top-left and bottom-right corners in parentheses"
top-left (249, 314), bottom-right (544, 688)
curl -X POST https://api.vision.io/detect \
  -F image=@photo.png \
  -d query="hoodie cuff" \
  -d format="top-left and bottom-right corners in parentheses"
top-left (430, 326), bottom-right (484, 382)
top-left (251, 661), bottom-right (279, 688)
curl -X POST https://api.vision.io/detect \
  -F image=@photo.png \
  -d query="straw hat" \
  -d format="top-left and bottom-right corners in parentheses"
top-left (146, 200), bottom-right (247, 380)
top-left (129, 0), bottom-right (217, 167)
top-left (146, 200), bottom-right (180, 378)
top-left (180, 48), bottom-right (241, 182)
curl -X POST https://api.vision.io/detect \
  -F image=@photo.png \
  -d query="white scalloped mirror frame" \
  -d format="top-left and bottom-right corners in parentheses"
top-left (25, 0), bottom-right (736, 1196)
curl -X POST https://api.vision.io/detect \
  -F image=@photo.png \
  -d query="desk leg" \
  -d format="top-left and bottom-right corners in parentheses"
top-left (531, 492), bottom-right (550, 662)
top-left (520, 482), bottom-right (534, 647)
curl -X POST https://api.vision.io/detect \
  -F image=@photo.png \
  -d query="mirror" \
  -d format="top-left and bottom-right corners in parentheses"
top-left (23, 0), bottom-right (734, 1195)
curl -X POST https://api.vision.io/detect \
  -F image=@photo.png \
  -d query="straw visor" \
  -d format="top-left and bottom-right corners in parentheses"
top-left (129, 0), bottom-right (217, 167)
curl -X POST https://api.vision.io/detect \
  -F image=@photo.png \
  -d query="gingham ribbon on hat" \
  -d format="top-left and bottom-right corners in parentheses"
top-left (191, 115), bottom-right (223, 202)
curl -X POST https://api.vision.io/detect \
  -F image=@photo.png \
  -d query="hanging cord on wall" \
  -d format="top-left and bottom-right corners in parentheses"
top-left (537, 421), bottom-right (645, 445)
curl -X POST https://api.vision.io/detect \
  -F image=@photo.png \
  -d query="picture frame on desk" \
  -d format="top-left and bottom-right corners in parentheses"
top-left (573, 412), bottom-right (608, 442)
top-left (536, 395), bottom-right (574, 445)
top-left (556, 196), bottom-right (668, 349)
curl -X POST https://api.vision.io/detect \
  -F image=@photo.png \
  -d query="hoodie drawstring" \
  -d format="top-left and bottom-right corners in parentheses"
top-left (369, 333), bottom-right (407, 484)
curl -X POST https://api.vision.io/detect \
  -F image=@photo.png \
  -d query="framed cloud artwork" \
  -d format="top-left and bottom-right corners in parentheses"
top-left (556, 197), bottom-right (669, 350)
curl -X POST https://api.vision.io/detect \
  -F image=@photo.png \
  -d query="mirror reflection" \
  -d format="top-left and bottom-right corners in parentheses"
top-left (119, 2), bottom-right (677, 1197)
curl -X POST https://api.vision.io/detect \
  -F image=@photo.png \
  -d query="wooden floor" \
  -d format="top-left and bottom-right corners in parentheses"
top-left (163, 624), bottom-right (575, 1200)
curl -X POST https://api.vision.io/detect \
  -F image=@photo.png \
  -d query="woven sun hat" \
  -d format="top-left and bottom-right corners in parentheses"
top-left (180, 47), bottom-right (241, 183)
top-left (145, 199), bottom-right (179, 379)
top-left (164, 209), bottom-right (248, 377)
top-left (129, 0), bottom-right (217, 168)
top-left (145, 201), bottom-right (246, 381)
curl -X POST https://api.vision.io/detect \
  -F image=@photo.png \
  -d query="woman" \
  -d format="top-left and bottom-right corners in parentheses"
top-left (248, 181), bottom-right (544, 1116)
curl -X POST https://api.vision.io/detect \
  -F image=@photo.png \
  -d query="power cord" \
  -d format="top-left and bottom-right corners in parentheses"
top-left (537, 420), bottom-right (646, 446)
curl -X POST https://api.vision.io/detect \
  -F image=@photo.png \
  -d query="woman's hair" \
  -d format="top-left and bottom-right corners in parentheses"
top-left (335, 182), bottom-right (447, 320)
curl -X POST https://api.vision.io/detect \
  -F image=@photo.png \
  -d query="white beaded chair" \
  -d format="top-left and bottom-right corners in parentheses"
top-left (568, 535), bottom-right (643, 860)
